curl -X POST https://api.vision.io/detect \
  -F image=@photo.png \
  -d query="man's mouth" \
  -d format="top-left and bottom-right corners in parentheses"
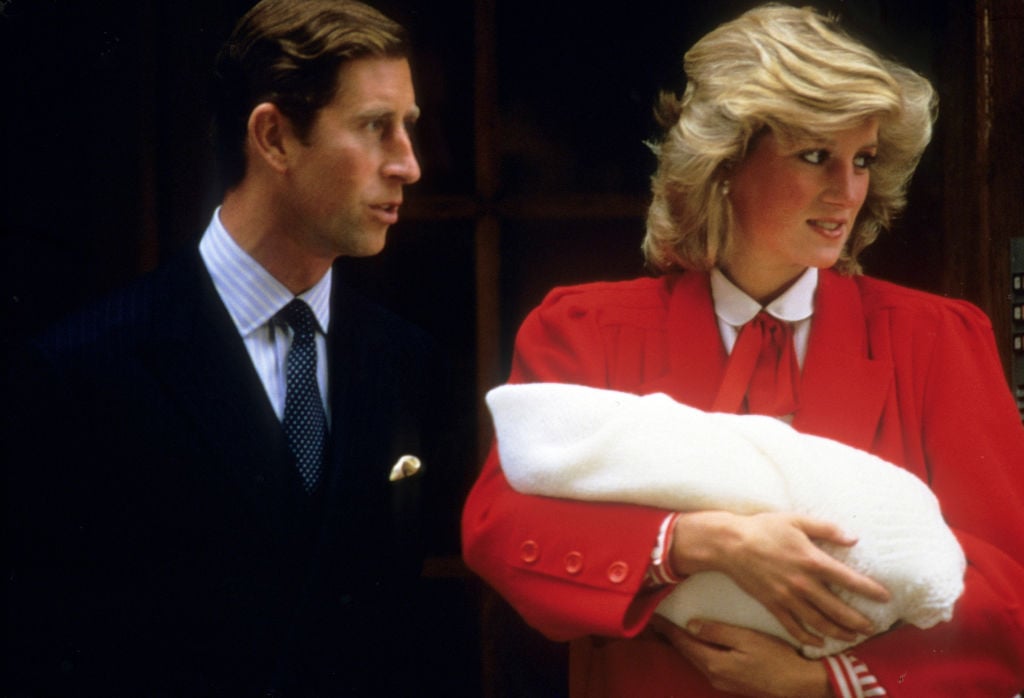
top-left (370, 203), bottom-right (401, 224)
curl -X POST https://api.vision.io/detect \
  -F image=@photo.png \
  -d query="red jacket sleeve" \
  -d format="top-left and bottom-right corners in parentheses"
top-left (462, 286), bottom-right (674, 641)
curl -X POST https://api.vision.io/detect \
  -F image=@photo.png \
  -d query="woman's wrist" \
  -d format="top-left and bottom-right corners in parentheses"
top-left (773, 656), bottom-right (834, 698)
top-left (668, 510), bottom-right (741, 577)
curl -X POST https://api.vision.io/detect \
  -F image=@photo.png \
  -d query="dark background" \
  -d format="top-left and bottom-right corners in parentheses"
top-left (2, 1), bottom-right (1021, 695)
top-left (0, 0), bottom-right (967, 340)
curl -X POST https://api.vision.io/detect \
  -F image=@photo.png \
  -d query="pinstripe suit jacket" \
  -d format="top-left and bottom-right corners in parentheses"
top-left (5, 247), bottom-right (445, 695)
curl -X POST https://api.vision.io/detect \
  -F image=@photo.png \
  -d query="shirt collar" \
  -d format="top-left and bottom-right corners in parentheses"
top-left (710, 267), bottom-right (817, 327)
top-left (198, 207), bottom-right (332, 337)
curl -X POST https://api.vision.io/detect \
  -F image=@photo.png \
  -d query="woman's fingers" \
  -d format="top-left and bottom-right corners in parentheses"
top-left (736, 515), bottom-right (890, 642)
top-left (795, 516), bottom-right (857, 546)
top-left (766, 602), bottom-right (825, 647)
top-left (675, 511), bottom-right (891, 644)
top-left (818, 554), bottom-right (891, 604)
top-left (790, 592), bottom-right (865, 640)
top-left (796, 516), bottom-right (892, 603)
top-left (806, 576), bottom-right (879, 636)
top-left (763, 586), bottom-right (862, 646)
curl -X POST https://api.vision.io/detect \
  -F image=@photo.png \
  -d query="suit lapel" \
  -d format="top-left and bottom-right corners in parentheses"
top-left (669, 273), bottom-right (731, 408)
top-left (320, 283), bottom-right (399, 503)
top-left (792, 271), bottom-right (893, 450)
top-left (638, 272), bottom-right (730, 409)
top-left (144, 251), bottom-right (307, 510)
top-left (323, 283), bottom-right (357, 500)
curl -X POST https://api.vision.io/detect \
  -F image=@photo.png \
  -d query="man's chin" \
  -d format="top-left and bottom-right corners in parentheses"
top-left (358, 231), bottom-right (389, 257)
top-left (330, 227), bottom-right (389, 259)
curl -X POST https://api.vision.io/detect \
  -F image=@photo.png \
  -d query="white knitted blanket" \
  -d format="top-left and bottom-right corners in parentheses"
top-left (487, 383), bottom-right (965, 658)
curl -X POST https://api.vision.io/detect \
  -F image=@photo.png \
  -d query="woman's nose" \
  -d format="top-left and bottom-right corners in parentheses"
top-left (823, 163), bottom-right (865, 207)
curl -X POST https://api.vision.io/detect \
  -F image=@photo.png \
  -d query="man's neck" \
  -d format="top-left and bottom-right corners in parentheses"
top-left (219, 184), bottom-right (333, 295)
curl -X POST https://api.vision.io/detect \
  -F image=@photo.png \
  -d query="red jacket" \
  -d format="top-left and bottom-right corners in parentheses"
top-left (462, 270), bottom-right (1024, 696)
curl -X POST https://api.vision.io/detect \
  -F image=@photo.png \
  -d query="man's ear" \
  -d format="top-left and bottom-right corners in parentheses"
top-left (247, 102), bottom-right (295, 173)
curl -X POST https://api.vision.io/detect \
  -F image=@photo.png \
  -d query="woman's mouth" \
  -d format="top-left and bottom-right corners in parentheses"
top-left (808, 219), bottom-right (845, 238)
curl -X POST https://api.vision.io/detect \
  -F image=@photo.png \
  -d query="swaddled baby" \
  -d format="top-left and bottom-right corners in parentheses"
top-left (487, 382), bottom-right (965, 658)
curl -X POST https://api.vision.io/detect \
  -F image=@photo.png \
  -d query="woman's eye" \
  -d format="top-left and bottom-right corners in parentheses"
top-left (854, 153), bottom-right (878, 169)
top-left (799, 149), bottom-right (828, 165)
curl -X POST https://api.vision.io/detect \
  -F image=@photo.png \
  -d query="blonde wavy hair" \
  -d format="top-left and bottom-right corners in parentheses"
top-left (643, 4), bottom-right (937, 275)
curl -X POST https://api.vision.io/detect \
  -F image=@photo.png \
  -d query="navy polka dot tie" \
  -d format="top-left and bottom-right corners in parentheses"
top-left (278, 299), bottom-right (327, 492)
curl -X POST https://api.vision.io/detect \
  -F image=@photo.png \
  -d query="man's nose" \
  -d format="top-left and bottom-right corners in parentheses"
top-left (383, 128), bottom-right (421, 184)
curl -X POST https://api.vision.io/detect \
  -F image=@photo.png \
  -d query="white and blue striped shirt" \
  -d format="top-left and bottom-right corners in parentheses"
top-left (198, 208), bottom-right (332, 421)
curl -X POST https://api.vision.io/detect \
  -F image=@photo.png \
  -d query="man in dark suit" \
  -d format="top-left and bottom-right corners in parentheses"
top-left (4, 1), bottom-right (446, 694)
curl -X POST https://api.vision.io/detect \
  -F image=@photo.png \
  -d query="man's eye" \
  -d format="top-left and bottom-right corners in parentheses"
top-left (799, 149), bottom-right (828, 165)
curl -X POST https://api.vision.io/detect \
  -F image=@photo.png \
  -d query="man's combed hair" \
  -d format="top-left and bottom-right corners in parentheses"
top-left (212, 0), bottom-right (409, 190)
top-left (643, 4), bottom-right (937, 275)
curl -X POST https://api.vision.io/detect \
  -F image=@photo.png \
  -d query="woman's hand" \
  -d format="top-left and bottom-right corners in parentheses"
top-left (649, 615), bottom-right (833, 698)
top-left (669, 511), bottom-right (890, 647)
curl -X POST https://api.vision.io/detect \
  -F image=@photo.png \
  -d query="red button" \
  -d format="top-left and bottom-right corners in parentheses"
top-left (520, 540), bottom-right (540, 564)
top-left (564, 551), bottom-right (584, 575)
top-left (607, 561), bottom-right (629, 584)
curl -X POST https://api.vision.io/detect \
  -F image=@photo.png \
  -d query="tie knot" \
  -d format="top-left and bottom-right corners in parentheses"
top-left (752, 310), bottom-right (785, 333)
top-left (711, 310), bottom-right (800, 416)
top-left (278, 299), bottom-right (318, 338)
top-left (749, 311), bottom-right (793, 348)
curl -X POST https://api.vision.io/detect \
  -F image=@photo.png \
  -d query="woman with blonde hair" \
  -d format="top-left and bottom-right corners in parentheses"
top-left (463, 4), bottom-right (1024, 696)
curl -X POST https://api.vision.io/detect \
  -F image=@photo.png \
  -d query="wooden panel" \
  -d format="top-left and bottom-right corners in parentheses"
top-left (940, 0), bottom-right (1023, 379)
